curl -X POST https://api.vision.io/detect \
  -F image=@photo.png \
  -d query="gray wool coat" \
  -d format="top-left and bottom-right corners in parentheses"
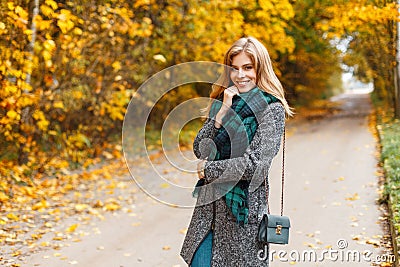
top-left (180, 102), bottom-right (285, 267)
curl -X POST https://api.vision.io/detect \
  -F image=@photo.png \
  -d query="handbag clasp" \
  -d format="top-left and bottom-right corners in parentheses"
top-left (276, 225), bottom-right (282, 235)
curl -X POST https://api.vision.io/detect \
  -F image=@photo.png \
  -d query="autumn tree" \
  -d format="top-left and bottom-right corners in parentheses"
top-left (276, 0), bottom-right (344, 105)
top-left (317, 0), bottom-right (398, 111)
top-left (2, 0), bottom-right (398, 202)
top-left (0, 0), bottom-right (154, 197)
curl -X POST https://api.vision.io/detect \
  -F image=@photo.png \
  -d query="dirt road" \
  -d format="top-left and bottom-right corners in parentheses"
top-left (23, 90), bottom-right (391, 267)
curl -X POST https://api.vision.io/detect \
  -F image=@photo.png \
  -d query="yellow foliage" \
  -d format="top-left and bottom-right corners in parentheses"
top-left (0, 192), bottom-right (9, 202)
top-left (66, 132), bottom-right (91, 149)
top-left (6, 110), bottom-right (20, 120)
top-left (32, 200), bottom-right (49, 211)
top-left (316, 1), bottom-right (399, 36)
top-left (66, 223), bottom-right (79, 233)
top-left (6, 213), bottom-right (19, 221)
top-left (43, 39), bottom-right (56, 51)
top-left (42, 50), bottom-right (52, 61)
top-left (72, 90), bottom-right (83, 100)
top-left (14, 6), bottom-right (28, 21)
top-left (74, 204), bottom-right (89, 212)
top-left (73, 27), bottom-right (83, 35)
top-left (112, 61), bottom-right (122, 71)
top-left (21, 186), bottom-right (36, 197)
top-left (45, 0), bottom-right (58, 10)
top-left (259, 0), bottom-right (274, 12)
top-left (32, 110), bottom-right (50, 131)
top-left (101, 90), bottom-right (128, 121)
top-left (40, 4), bottom-right (54, 17)
top-left (57, 9), bottom-right (76, 33)
top-left (3, 5), bottom-right (393, 253)
top-left (7, 2), bottom-right (14, 10)
top-left (104, 202), bottom-right (120, 211)
top-left (134, 0), bottom-right (154, 9)
top-left (53, 101), bottom-right (64, 109)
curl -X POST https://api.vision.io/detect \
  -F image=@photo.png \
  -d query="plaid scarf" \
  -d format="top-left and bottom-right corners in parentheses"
top-left (195, 87), bottom-right (279, 226)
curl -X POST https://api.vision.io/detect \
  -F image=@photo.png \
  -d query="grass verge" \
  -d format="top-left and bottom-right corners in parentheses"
top-left (374, 100), bottom-right (400, 264)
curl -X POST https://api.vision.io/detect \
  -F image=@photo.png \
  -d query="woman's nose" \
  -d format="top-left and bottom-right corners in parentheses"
top-left (238, 69), bottom-right (245, 78)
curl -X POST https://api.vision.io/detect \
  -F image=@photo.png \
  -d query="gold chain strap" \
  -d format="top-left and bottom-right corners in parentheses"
top-left (265, 127), bottom-right (286, 216)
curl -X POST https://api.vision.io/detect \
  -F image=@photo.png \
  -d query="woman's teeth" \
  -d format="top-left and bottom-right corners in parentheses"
top-left (237, 81), bottom-right (250, 85)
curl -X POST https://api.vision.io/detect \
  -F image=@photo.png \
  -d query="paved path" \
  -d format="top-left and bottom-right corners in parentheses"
top-left (24, 91), bottom-right (389, 267)
top-left (268, 91), bottom-right (385, 266)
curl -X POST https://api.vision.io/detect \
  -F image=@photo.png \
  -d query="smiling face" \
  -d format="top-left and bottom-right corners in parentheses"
top-left (230, 52), bottom-right (257, 93)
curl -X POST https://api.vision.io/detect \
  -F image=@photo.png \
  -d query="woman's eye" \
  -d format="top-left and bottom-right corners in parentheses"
top-left (245, 66), bottom-right (253, 70)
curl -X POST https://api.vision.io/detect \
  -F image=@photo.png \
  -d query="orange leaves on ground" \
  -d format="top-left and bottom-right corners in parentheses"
top-left (0, 191), bottom-right (9, 202)
top-left (0, 157), bottom-right (130, 266)
top-left (345, 193), bottom-right (360, 201)
top-left (103, 202), bottom-right (121, 211)
top-left (6, 213), bottom-right (19, 222)
top-left (74, 203), bottom-right (89, 212)
top-left (65, 223), bottom-right (79, 233)
top-left (32, 200), bottom-right (49, 211)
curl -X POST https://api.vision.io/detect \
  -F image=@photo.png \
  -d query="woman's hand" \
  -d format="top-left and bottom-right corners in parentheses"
top-left (197, 159), bottom-right (206, 179)
top-left (215, 86), bottom-right (239, 128)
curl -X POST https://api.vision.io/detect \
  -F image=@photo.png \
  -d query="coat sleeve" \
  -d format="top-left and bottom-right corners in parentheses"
top-left (193, 117), bottom-right (220, 159)
top-left (203, 102), bottom-right (285, 184)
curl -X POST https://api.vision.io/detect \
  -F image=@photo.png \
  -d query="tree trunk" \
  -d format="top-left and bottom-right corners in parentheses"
top-left (25, 0), bottom-right (39, 86)
top-left (18, 0), bottom-right (40, 164)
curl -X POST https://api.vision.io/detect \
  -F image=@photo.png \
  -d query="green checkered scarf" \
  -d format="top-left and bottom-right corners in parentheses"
top-left (208, 87), bottom-right (279, 226)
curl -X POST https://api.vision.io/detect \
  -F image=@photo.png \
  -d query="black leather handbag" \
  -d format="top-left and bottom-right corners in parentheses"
top-left (258, 129), bottom-right (291, 245)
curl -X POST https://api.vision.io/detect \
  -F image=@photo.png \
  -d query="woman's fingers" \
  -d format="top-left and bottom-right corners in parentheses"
top-left (225, 85), bottom-right (239, 96)
top-left (215, 86), bottom-right (239, 128)
top-left (197, 160), bottom-right (206, 179)
top-left (221, 86), bottom-right (238, 107)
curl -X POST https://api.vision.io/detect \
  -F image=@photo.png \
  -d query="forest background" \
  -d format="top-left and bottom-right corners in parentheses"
top-left (1, 0), bottom-right (400, 258)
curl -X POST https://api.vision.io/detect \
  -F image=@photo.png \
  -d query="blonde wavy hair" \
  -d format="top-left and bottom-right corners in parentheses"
top-left (206, 37), bottom-right (293, 117)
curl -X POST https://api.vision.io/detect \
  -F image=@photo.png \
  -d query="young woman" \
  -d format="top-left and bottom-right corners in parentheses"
top-left (180, 37), bottom-right (293, 266)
